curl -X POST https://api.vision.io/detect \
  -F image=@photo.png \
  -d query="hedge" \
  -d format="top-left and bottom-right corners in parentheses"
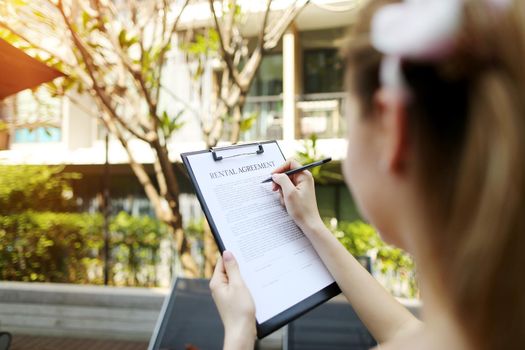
top-left (0, 211), bottom-right (169, 286)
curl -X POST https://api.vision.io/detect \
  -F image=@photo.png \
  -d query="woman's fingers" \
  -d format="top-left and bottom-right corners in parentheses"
top-left (272, 173), bottom-right (296, 197)
top-left (272, 158), bottom-right (303, 175)
top-left (270, 159), bottom-right (313, 189)
top-left (209, 251), bottom-right (256, 345)
top-left (271, 159), bottom-right (293, 174)
top-left (279, 188), bottom-right (284, 206)
top-left (222, 251), bottom-right (242, 285)
top-left (210, 256), bottom-right (227, 290)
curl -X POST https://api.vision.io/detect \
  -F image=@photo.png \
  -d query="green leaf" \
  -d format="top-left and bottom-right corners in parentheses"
top-left (118, 29), bottom-right (127, 48)
top-left (126, 35), bottom-right (139, 48)
top-left (141, 49), bottom-right (151, 73)
top-left (11, 0), bottom-right (28, 6)
top-left (32, 9), bottom-right (46, 21)
top-left (239, 112), bottom-right (258, 132)
top-left (159, 110), bottom-right (185, 138)
top-left (82, 11), bottom-right (91, 29)
top-left (76, 81), bottom-right (85, 94)
top-left (180, 28), bottom-right (219, 57)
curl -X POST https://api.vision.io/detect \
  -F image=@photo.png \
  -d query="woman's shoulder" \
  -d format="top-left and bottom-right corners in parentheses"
top-left (373, 329), bottom-right (427, 350)
top-left (373, 325), bottom-right (468, 350)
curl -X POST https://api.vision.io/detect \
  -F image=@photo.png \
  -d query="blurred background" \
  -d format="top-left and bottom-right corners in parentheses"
top-left (0, 0), bottom-right (418, 349)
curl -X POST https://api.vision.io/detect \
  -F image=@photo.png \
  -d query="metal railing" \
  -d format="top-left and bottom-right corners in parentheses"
top-left (242, 95), bottom-right (284, 141)
top-left (241, 92), bottom-right (347, 141)
top-left (299, 92), bottom-right (347, 139)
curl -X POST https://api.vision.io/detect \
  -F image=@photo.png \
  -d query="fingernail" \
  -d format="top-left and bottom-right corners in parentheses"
top-left (223, 250), bottom-right (234, 261)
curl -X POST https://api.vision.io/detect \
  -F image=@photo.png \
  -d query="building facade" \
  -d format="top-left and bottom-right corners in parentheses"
top-left (0, 0), bottom-right (362, 223)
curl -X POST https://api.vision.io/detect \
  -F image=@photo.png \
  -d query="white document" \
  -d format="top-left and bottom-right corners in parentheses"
top-left (185, 142), bottom-right (335, 323)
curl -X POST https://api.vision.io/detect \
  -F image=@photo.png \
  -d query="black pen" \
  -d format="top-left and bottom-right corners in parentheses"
top-left (261, 157), bottom-right (332, 183)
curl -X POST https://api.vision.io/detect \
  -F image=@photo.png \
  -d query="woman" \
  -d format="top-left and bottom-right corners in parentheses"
top-left (209, 0), bottom-right (525, 349)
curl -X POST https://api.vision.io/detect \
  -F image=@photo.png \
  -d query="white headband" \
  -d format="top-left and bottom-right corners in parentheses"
top-left (371, 0), bottom-right (462, 91)
top-left (371, 0), bottom-right (511, 91)
top-left (372, 0), bottom-right (462, 61)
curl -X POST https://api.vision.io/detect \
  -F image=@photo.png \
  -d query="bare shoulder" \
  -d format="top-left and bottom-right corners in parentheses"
top-left (371, 327), bottom-right (429, 350)
top-left (372, 325), bottom-right (468, 350)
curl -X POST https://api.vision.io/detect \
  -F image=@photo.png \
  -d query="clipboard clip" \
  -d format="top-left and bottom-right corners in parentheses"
top-left (211, 143), bottom-right (264, 161)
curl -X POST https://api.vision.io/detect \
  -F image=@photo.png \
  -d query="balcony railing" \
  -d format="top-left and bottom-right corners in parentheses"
top-left (242, 95), bottom-right (284, 141)
top-left (299, 92), bottom-right (347, 139)
top-left (241, 92), bottom-right (347, 141)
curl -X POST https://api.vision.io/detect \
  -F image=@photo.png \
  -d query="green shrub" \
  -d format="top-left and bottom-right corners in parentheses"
top-left (330, 219), bottom-right (419, 298)
top-left (110, 211), bottom-right (169, 286)
top-left (0, 211), bottom-right (103, 283)
top-left (296, 134), bottom-right (344, 184)
top-left (0, 165), bottom-right (171, 286)
top-left (0, 165), bottom-right (80, 214)
top-left (0, 211), bottom-right (170, 286)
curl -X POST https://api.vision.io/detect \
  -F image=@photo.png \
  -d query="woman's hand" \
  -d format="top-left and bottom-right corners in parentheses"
top-left (271, 159), bottom-right (324, 234)
top-left (210, 251), bottom-right (256, 350)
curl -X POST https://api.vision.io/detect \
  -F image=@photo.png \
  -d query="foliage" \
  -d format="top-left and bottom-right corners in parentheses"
top-left (0, 165), bottom-right (81, 214)
top-left (239, 111), bottom-right (258, 133)
top-left (110, 211), bottom-right (169, 286)
top-left (179, 0), bottom-right (311, 147)
top-left (0, 211), bottom-right (103, 283)
top-left (1, 0), bottom-right (312, 275)
top-left (180, 28), bottom-right (219, 83)
top-left (0, 0), bottom-right (204, 276)
top-left (295, 133), bottom-right (344, 184)
top-left (184, 217), bottom-right (206, 239)
top-left (0, 165), bottom-right (171, 286)
top-left (330, 219), bottom-right (419, 298)
top-left (332, 220), bottom-right (382, 257)
top-left (0, 211), bottom-right (170, 286)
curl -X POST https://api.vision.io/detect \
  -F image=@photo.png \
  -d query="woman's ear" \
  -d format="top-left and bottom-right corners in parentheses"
top-left (373, 88), bottom-right (409, 174)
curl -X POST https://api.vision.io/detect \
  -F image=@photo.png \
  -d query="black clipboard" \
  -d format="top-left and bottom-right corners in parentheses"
top-left (181, 140), bottom-right (341, 339)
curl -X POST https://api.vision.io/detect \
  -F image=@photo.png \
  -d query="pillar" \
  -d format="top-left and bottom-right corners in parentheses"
top-left (282, 23), bottom-right (301, 141)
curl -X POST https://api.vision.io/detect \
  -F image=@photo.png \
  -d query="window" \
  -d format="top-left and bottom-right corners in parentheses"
top-left (248, 54), bottom-right (283, 96)
top-left (300, 49), bottom-right (346, 139)
top-left (242, 54), bottom-right (284, 140)
top-left (14, 127), bottom-right (61, 143)
top-left (303, 49), bottom-right (343, 94)
top-left (13, 87), bottom-right (62, 143)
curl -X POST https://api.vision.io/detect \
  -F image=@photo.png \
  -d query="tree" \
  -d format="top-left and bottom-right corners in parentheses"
top-left (0, 0), bottom-right (310, 277)
top-left (180, 0), bottom-right (310, 275)
top-left (181, 0), bottom-right (310, 148)
top-left (0, 0), bottom-right (200, 275)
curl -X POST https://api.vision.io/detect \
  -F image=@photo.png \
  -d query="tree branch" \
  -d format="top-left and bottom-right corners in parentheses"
top-left (150, 138), bottom-right (181, 222)
top-left (0, 21), bottom-right (73, 67)
top-left (208, 0), bottom-right (243, 89)
top-left (153, 158), bottom-right (168, 198)
top-left (99, 110), bottom-right (171, 223)
top-left (160, 83), bottom-right (199, 116)
top-left (258, 0), bottom-right (272, 52)
top-left (264, 0), bottom-right (310, 50)
top-left (54, 0), bottom-right (153, 143)
top-left (229, 0), bottom-right (271, 94)
top-left (155, 0), bottom-right (190, 114)
top-left (161, 0), bottom-right (189, 50)
top-left (92, 2), bottom-right (161, 132)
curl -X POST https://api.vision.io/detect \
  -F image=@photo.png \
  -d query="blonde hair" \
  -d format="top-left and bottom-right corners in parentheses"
top-left (343, 0), bottom-right (525, 349)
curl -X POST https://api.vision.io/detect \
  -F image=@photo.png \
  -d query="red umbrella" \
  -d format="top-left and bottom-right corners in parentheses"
top-left (0, 38), bottom-right (65, 100)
